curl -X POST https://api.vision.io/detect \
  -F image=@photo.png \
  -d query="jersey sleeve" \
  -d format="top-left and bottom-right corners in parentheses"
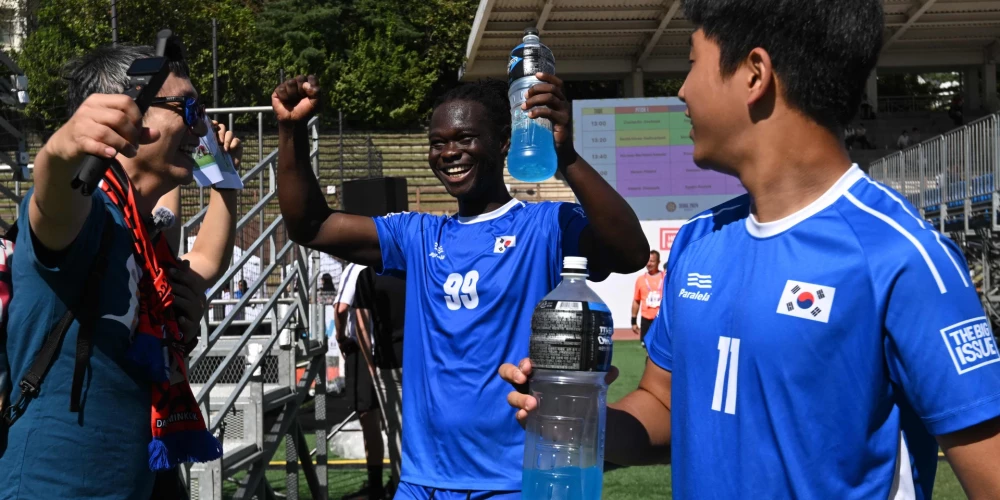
top-left (882, 237), bottom-right (1000, 436)
top-left (633, 277), bottom-right (643, 302)
top-left (372, 212), bottom-right (421, 277)
top-left (644, 220), bottom-right (705, 373)
top-left (645, 313), bottom-right (672, 371)
top-left (17, 189), bottom-right (108, 284)
top-left (552, 203), bottom-right (610, 282)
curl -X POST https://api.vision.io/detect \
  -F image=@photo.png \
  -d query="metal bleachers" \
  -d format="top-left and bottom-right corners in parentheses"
top-left (869, 111), bottom-right (1000, 329)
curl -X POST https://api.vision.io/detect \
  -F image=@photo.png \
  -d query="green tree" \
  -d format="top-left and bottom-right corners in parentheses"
top-left (256, 0), bottom-right (349, 93)
top-left (645, 78), bottom-right (685, 98)
top-left (18, 0), bottom-right (267, 130)
top-left (331, 27), bottom-right (436, 128)
top-left (257, 0), bottom-right (477, 129)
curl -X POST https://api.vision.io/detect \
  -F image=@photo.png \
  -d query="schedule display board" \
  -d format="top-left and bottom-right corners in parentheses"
top-left (572, 97), bottom-right (745, 220)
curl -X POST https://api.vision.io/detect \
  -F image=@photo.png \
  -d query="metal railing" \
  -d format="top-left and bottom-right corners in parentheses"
top-left (869, 111), bottom-right (1000, 234)
top-left (185, 113), bottom-right (324, 397)
top-left (878, 94), bottom-right (958, 114)
top-left (182, 112), bottom-right (331, 500)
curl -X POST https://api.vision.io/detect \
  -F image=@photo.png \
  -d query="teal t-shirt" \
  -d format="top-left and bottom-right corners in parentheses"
top-left (0, 189), bottom-right (154, 499)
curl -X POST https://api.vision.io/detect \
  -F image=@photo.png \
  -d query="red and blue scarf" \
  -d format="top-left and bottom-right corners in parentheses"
top-left (101, 166), bottom-right (222, 471)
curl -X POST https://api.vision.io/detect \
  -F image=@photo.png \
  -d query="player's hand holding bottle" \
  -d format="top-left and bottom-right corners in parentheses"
top-left (499, 358), bottom-right (619, 428)
top-left (521, 73), bottom-right (578, 168)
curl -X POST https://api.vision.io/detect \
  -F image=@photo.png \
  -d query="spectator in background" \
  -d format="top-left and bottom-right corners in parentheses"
top-left (335, 263), bottom-right (384, 500)
top-left (632, 250), bottom-right (664, 347)
top-left (896, 130), bottom-right (911, 149)
top-left (950, 95), bottom-right (965, 126)
top-left (860, 92), bottom-right (876, 120)
top-left (911, 126), bottom-right (922, 144)
top-left (355, 266), bottom-right (406, 498)
top-left (844, 123), bottom-right (857, 149)
top-left (233, 279), bottom-right (248, 321)
top-left (855, 122), bottom-right (873, 149)
top-left (320, 272), bottom-right (335, 292)
top-left (218, 283), bottom-right (233, 321)
top-left (845, 123), bottom-right (873, 150)
top-left (235, 279), bottom-right (248, 299)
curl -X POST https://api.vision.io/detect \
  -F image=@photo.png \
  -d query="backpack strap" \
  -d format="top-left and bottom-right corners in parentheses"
top-left (5, 211), bottom-right (116, 424)
top-left (69, 212), bottom-right (116, 412)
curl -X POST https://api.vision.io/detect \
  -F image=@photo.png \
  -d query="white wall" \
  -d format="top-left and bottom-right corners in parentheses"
top-left (587, 219), bottom-right (685, 329)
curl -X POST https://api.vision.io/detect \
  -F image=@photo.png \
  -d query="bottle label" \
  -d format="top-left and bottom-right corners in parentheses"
top-left (508, 44), bottom-right (555, 86)
top-left (529, 300), bottom-right (613, 371)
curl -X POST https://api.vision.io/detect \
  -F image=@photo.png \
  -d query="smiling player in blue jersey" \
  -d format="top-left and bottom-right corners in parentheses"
top-left (503, 0), bottom-right (1000, 498)
top-left (273, 75), bottom-right (647, 498)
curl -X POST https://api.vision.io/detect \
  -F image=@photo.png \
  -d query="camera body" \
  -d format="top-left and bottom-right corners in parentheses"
top-left (124, 57), bottom-right (170, 114)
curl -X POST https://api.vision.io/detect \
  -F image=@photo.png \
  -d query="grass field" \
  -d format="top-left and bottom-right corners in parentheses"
top-left (231, 341), bottom-right (966, 499)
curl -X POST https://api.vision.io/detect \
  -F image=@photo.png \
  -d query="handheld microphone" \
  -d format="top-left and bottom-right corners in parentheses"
top-left (149, 206), bottom-right (176, 238)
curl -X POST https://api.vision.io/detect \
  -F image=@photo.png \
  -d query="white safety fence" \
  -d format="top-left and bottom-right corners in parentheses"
top-left (869, 112), bottom-right (1000, 233)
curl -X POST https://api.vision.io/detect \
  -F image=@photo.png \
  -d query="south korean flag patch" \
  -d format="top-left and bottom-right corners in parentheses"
top-left (494, 236), bottom-right (516, 254)
top-left (776, 280), bottom-right (837, 323)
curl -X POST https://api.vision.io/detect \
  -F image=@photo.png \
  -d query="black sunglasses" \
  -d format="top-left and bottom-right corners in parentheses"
top-left (150, 96), bottom-right (206, 127)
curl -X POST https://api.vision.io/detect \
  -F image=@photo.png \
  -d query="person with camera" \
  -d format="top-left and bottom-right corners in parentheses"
top-left (0, 43), bottom-right (238, 500)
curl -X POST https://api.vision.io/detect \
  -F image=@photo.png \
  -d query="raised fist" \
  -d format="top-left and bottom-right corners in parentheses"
top-left (272, 75), bottom-right (320, 124)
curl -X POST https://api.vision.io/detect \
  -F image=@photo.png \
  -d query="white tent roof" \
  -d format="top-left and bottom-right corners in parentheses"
top-left (461, 0), bottom-right (1000, 80)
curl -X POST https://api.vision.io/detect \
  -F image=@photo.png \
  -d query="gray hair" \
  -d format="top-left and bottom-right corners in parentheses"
top-left (63, 43), bottom-right (190, 116)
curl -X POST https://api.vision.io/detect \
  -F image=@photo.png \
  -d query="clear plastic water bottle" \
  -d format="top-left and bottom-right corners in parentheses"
top-left (507, 27), bottom-right (558, 183)
top-left (522, 256), bottom-right (613, 500)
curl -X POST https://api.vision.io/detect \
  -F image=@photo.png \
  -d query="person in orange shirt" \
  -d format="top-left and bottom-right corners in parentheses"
top-left (632, 250), bottom-right (664, 346)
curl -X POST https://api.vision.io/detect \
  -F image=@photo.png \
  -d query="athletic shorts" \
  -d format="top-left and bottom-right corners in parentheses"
top-left (394, 481), bottom-right (520, 500)
top-left (345, 347), bottom-right (377, 413)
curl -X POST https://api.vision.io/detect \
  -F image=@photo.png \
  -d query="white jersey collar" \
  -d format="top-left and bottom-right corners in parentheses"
top-left (456, 198), bottom-right (523, 224)
top-left (745, 164), bottom-right (864, 238)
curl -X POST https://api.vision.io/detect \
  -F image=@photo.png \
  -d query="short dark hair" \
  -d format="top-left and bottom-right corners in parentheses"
top-left (433, 78), bottom-right (511, 140)
top-left (650, 250), bottom-right (661, 260)
top-left (63, 43), bottom-right (190, 116)
top-left (683, 0), bottom-right (883, 131)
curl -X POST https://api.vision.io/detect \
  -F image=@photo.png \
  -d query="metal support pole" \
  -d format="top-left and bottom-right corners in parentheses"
top-left (258, 112), bottom-right (265, 239)
top-left (339, 110), bottom-right (344, 200)
top-left (212, 18), bottom-right (219, 109)
top-left (110, 0), bottom-right (118, 45)
top-left (285, 426), bottom-right (299, 500)
top-left (314, 360), bottom-right (329, 499)
top-left (295, 424), bottom-right (322, 498)
top-left (258, 112), bottom-right (264, 167)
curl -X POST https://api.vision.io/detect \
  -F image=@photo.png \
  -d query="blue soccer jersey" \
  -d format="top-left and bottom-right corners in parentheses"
top-left (373, 198), bottom-right (595, 491)
top-left (646, 165), bottom-right (1000, 499)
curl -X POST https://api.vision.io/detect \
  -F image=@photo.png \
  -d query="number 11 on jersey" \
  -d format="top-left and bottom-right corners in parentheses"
top-left (712, 336), bottom-right (740, 415)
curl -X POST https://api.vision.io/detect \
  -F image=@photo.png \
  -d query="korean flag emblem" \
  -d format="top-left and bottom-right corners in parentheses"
top-left (776, 280), bottom-right (836, 323)
top-left (495, 236), bottom-right (517, 254)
